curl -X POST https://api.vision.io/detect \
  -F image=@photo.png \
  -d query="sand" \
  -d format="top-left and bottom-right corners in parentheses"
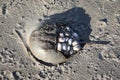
top-left (0, 0), bottom-right (120, 80)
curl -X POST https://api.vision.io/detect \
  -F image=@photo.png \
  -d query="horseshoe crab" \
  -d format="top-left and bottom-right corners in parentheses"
top-left (15, 20), bottom-right (109, 65)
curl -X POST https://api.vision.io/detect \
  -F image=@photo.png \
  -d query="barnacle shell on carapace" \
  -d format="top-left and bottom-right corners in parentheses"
top-left (15, 20), bottom-right (67, 64)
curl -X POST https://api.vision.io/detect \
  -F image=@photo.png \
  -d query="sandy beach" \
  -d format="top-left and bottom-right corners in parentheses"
top-left (0, 0), bottom-right (120, 80)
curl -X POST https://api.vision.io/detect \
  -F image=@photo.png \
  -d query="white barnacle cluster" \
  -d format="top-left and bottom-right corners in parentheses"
top-left (57, 26), bottom-right (82, 57)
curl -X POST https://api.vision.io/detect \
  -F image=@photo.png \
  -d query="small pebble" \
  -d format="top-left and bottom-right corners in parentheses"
top-left (97, 20), bottom-right (107, 28)
top-left (95, 35), bottom-right (99, 39)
